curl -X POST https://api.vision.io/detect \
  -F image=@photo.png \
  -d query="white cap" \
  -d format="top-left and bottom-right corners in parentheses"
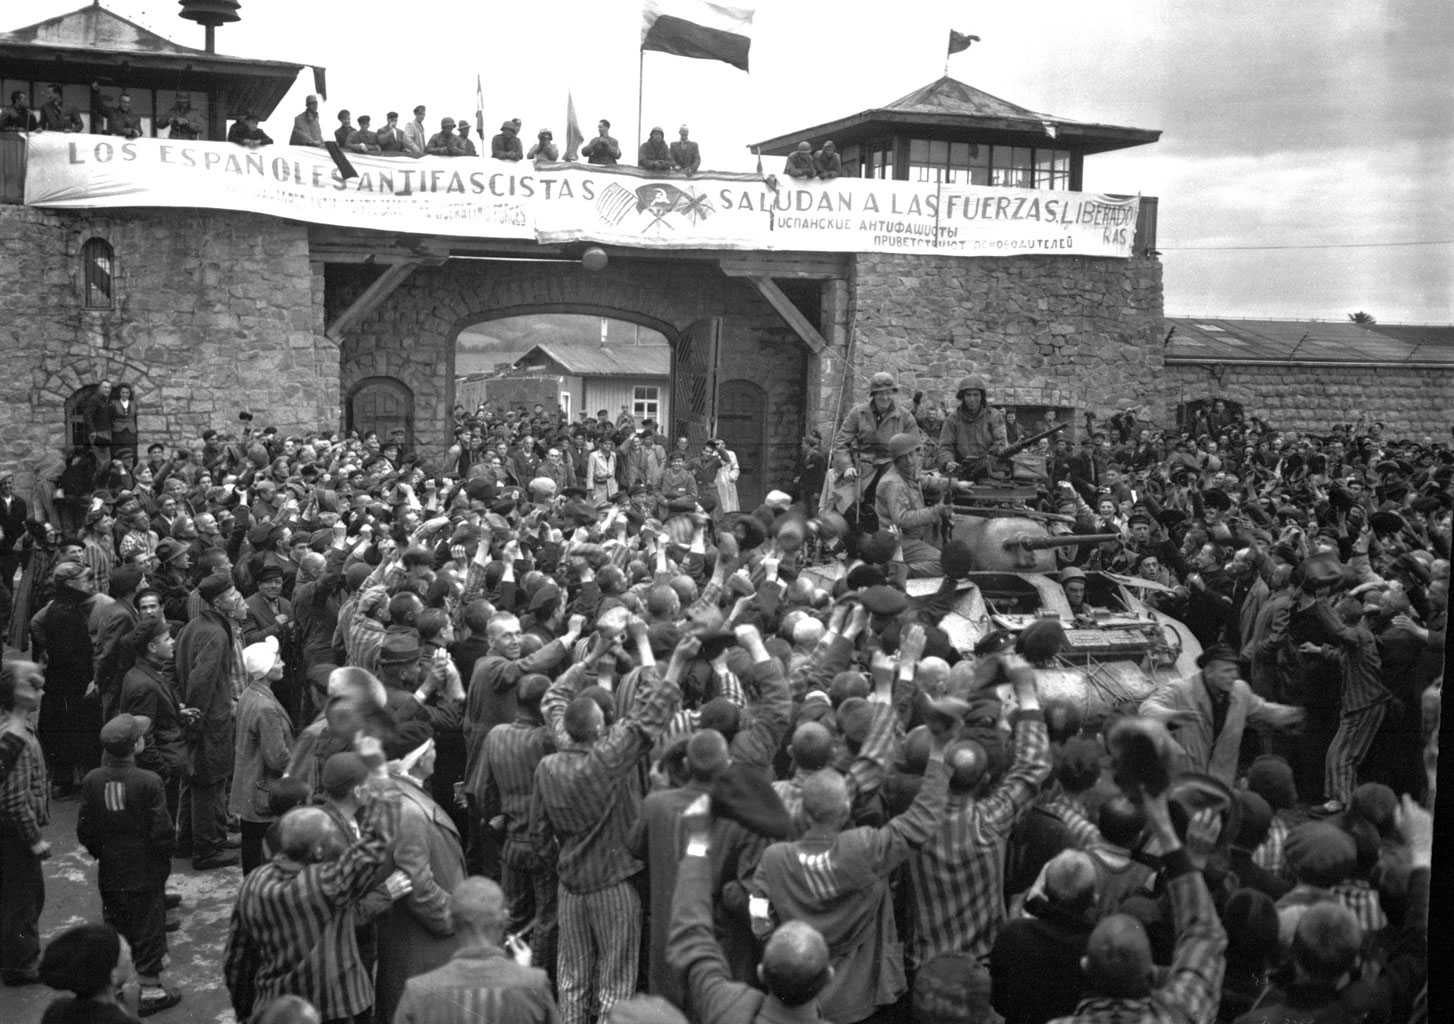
top-left (242, 636), bottom-right (280, 679)
top-left (764, 490), bottom-right (793, 510)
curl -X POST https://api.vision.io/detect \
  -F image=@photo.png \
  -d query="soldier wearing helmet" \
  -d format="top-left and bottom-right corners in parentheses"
top-left (938, 375), bottom-right (1008, 478)
top-left (826, 372), bottom-right (922, 519)
top-left (873, 432), bottom-right (949, 577)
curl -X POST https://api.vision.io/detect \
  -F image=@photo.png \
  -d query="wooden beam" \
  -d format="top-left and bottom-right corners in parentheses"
top-left (719, 254), bottom-right (848, 280)
top-left (746, 275), bottom-right (826, 354)
top-left (325, 260), bottom-right (418, 343)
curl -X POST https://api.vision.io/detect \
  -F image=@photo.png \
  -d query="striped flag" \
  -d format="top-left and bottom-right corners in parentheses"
top-left (564, 91), bottom-right (583, 161)
top-left (641, 0), bottom-right (754, 72)
top-left (475, 74), bottom-right (485, 144)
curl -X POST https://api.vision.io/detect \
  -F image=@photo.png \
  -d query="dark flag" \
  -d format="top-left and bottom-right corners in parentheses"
top-left (948, 30), bottom-right (979, 55)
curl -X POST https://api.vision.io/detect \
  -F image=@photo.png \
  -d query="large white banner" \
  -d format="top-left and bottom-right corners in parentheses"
top-left (23, 135), bottom-right (1141, 258)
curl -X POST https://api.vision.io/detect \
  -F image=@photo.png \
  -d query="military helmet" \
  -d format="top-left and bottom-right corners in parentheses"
top-left (956, 375), bottom-right (988, 397)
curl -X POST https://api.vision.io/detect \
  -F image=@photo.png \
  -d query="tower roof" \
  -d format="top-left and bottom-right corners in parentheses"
top-left (753, 75), bottom-right (1159, 155)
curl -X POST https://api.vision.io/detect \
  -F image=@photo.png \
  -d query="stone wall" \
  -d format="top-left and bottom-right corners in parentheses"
top-left (835, 252), bottom-right (1166, 435)
top-left (1166, 361), bottom-right (1454, 436)
top-left (331, 256), bottom-right (808, 484)
top-left (0, 205), bottom-right (337, 481)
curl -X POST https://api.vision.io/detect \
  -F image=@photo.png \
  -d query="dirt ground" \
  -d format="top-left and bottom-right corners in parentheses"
top-left (0, 795), bottom-right (239, 1024)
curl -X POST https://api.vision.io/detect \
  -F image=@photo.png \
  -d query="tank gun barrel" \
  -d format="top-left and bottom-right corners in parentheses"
top-left (1010, 532), bottom-right (1121, 551)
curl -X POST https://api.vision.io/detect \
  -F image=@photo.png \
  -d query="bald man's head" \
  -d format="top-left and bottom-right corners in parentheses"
top-left (760, 920), bottom-right (832, 1006)
top-left (800, 770), bottom-right (850, 830)
top-left (914, 656), bottom-right (951, 696)
top-left (946, 739), bottom-right (989, 793)
top-left (686, 729), bottom-right (730, 783)
top-left (1292, 902), bottom-right (1361, 984)
top-left (1082, 914), bottom-right (1154, 998)
top-left (451, 876), bottom-right (508, 942)
top-left (1041, 850), bottom-right (1098, 915)
top-left (278, 807), bottom-right (345, 863)
top-left (790, 722), bottom-right (836, 772)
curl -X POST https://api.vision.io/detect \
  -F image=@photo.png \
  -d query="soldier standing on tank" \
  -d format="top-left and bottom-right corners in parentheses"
top-left (936, 375), bottom-right (1009, 479)
top-left (827, 372), bottom-right (921, 522)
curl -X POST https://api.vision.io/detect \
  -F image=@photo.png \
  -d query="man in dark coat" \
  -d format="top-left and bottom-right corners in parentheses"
top-left (175, 573), bottom-right (249, 869)
top-left (30, 561), bottom-right (101, 793)
top-left (990, 850), bottom-right (1098, 1024)
top-left (0, 473), bottom-right (28, 587)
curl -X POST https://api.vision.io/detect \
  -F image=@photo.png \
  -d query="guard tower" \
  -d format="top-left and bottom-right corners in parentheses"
top-left (753, 75), bottom-right (1159, 192)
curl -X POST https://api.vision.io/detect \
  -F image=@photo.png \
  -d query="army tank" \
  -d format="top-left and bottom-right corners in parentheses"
top-left (802, 473), bottom-right (1202, 725)
top-left (919, 478), bottom-right (1201, 723)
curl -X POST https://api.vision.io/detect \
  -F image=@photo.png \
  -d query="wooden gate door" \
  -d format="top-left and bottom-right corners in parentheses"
top-left (716, 379), bottom-right (767, 510)
top-left (349, 376), bottom-right (415, 448)
top-left (671, 319), bottom-right (721, 447)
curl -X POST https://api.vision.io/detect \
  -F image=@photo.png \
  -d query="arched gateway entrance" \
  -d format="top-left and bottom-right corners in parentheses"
top-left (327, 253), bottom-right (817, 489)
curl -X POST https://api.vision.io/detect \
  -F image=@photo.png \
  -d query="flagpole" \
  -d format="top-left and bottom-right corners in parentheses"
top-left (636, 48), bottom-right (645, 157)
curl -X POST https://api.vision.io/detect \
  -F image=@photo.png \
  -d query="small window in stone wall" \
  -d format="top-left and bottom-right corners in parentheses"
top-left (82, 237), bottom-right (114, 309)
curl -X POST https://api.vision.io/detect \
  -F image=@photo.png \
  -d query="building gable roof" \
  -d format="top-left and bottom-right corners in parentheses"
top-left (512, 343), bottom-right (670, 377)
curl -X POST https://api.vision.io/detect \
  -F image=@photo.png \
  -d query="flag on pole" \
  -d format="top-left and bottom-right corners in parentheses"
top-left (475, 74), bottom-right (485, 144)
top-left (948, 30), bottom-right (979, 55)
top-left (641, 0), bottom-right (754, 72)
top-left (564, 91), bottom-right (583, 161)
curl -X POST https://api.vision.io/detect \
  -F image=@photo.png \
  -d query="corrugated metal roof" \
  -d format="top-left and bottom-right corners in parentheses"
top-left (1165, 317), bottom-right (1454, 364)
top-left (512, 343), bottom-right (669, 378)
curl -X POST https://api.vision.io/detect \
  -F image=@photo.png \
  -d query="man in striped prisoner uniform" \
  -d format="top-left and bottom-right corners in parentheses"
top-left (224, 766), bottom-right (403, 1024)
top-left (392, 876), bottom-right (559, 1024)
top-left (530, 617), bottom-right (681, 1024)
top-left (468, 672), bottom-right (558, 979)
top-left (751, 706), bottom-right (954, 1024)
top-left (906, 655), bottom-right (1052, 969)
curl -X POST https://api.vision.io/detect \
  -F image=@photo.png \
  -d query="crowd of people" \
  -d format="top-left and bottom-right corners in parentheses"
top-left (0, 372), bottom-right (1444, 1024)
top-left (2, 87), bottom-right (857, 180)
top-left (1, 86), bottom-right (717, 176)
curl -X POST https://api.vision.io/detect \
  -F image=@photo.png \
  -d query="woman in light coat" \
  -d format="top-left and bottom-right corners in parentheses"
top-left (713, 439), bottom-right (740, 513)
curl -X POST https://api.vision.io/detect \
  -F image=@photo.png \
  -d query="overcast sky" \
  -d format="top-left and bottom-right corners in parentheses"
top-left (12, 0), bottom-right (1453, 322)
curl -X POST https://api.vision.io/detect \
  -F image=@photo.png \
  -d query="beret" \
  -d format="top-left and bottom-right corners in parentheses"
top-left (108, 564), bottom-right (144, 598)
top-left (1285, 822), bottom-right (1356, 886)
top-left (377, 630), bottom-right (421, 664)
top-left (859, 584), bottom-right (908, 617)
top-left (320, 752), bottom-right (370, 792)
top-left (527, 582), bottom-right (562, 613)
top-left (99, 713), bottom-right (152, 755)
top-left (155, 537), bottom-right (189, 564)
top-left (198, 572), bottom-right (234, 602)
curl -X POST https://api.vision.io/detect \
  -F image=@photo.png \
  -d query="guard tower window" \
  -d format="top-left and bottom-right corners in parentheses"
top-left (82, 237), bottom-right (114, 308)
